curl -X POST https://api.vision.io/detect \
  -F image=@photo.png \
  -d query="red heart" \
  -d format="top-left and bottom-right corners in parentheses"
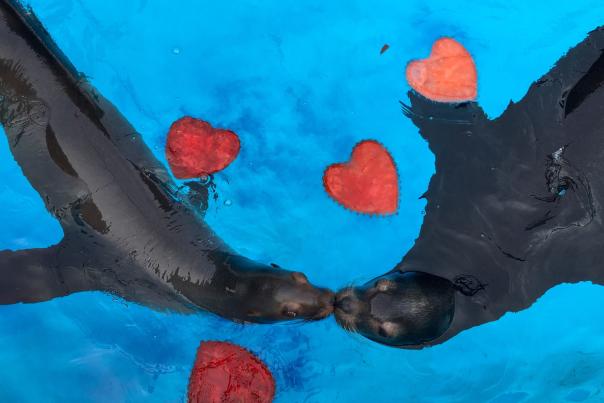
top-left (166, 117), bottom-right (240, 179)
top-left (406, 37), bottom-right (477, 102)
top-left (323, 140), bottom-right (398, 215)
top-left (188, 341), bottom-right (275, 403)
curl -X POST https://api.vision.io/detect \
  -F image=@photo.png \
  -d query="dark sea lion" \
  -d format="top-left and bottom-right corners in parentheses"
top-left (0, 0), bottom-right (334, 323)
top-left (336, 26), bottom-right (604, 347)
top-left (335, 271), bottom-right (455, 346)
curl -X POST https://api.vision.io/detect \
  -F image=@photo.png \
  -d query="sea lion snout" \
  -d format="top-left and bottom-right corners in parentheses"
top-left (335, 295), bottom-right (354, 313)
top-left (243, 269), bottom-right (336, 323)
top-left (334, 290), bottom-right (361, 315)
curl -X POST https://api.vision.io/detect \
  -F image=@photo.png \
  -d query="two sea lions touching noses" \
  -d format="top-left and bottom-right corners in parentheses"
top-left (284, 26), bottom-right (604, 348)
top-left (255, 24), bottom-right (604, 348)
top-left (0, 0), bottom-right (446, 346)
top-left (5, 0), bottom-right (604, 350)
top-left (191, 253), bottom-right (336, 324)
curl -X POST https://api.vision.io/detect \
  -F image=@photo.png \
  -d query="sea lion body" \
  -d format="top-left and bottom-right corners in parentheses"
top-left (0, 0), bottom-right (334, 323)
top-left (336, 26), bottom-right (604, 347)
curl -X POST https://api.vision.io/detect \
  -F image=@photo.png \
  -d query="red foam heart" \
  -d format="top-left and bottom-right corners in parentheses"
top-left (166, 117), bottom-right (240, 179)
top-left (188, 341), bottom-right (275, 403)
top-left (406, 37), bottom-right (477, 102)
top-left (323, 140), bottom-right (398, 215)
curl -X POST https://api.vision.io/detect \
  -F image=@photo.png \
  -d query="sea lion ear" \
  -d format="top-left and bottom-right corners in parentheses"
top-left (291, 272), bottom-right (309, 284)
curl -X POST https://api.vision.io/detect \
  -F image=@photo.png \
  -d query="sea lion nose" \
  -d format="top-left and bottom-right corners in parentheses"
top-left (320, 290), bottom-right (335, 309)
top-left (313, 290), bottom-right (335, 319)
top-left (326, 290), bottom-right (336, 305)
top-left (335, 295), bottom-right (355, 314)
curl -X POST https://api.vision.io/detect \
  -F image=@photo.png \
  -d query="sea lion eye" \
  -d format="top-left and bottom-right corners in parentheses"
top-left (378, 322), bottom-right (398, 338)
top-left (378, 326), bottom-right (390, 338)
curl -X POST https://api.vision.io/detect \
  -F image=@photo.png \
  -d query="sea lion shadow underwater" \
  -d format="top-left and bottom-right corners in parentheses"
top-left (335, 26), bottom-right (604, 348)
top-left (0, 0), bottom-right (336, 324)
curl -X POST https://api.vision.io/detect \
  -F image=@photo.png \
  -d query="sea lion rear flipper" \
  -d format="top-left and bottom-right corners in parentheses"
top-left (403, 26), bottom-right (604, 150)
top-left (503, 26), bottom-right (604, 125)
top-left (4, 0), bottom-right (176, 190)
top-left (0, 1), bottom-right (181, 226)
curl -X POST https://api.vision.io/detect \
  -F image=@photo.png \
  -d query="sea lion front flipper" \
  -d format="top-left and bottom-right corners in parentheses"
top-left (0, 237), bottom-right (196, 311)
top-left (401, 92), bottom-right (489, 168)
top-left (0, 242), bottom-right (93, 304)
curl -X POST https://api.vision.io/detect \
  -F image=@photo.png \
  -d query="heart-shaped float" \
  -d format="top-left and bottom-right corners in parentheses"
top-left (323, 140), bottom-right (399, 215)
top-left (166, 117), bottom-right (240, 179)
top-left (406, 37), bottom-right (477, 102)
top-left (188, 341), bottom-right (275, 403)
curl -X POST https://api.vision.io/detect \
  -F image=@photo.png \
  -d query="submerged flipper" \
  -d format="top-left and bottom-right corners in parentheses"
top-left (508, 26), bottom-right (604, 122)
top-left (2, 0), bottom-right (169, 174)
top-left (0, 243), bottom-right (92, 304)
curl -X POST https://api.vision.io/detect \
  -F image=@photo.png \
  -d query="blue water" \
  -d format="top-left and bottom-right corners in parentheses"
top-left (1, 0), bottom-right (604, 401)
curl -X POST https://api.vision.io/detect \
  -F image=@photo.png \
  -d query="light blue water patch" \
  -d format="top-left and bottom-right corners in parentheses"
top-left (0, 0), bottom-right (603, 401)
top-left (0, 126), bottom-right (62, 249)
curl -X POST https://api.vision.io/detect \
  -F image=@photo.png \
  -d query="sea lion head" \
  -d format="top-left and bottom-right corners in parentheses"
top-left (237, 266), bottom-right (335, 324)
top-left (169, 252), bottom-right (335, 323)
top-left (178, 252), bottom-right (335, 324)
top-left (334, 271), bottom-right (454, 347)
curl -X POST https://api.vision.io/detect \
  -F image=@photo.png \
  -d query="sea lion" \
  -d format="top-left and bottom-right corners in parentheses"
top-left (335, 26), bottom-right (604, 347)
top-left (0, 0), bottom-right (334, 323)
top-left (335, 271), bottom-right (455, 346)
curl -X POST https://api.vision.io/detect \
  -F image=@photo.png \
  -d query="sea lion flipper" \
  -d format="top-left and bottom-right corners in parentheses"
top-left (400, 92), bottom-right (489, 164)
top-left (404, 26), bottom-right (604, 149)
top-left (0, 94), bottom-right (93, 223)
top-left (0, 243), bottom-right (92, 304)
top-left (504, 26), bottom-right (604, 122)
top-left (0, 96), bottom-right (92, 226)
top-left (0, 2), bottom-right (172, 230)
top-left (0, 239), bottom-right (193, 309)
top-left (4, 0), bottom-right (176, 191)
